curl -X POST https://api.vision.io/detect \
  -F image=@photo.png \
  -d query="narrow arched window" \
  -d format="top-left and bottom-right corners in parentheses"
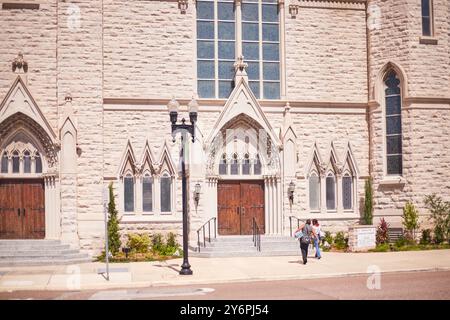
top-left (326, 173), bottom-right (336, 210)
top-left (219, 153), bottom-right (227, 175)
top-left (230, 153), bottom-right (239, 175)
top-left (384, 70), bottom-right (402, 176)
top-left (142, 174), bottom-right (153, 212)
top-left (160, 173), bottom-right (172, 212)
top-left (342, 174), bottom-right (353, 210)
top-left (242, 153), bottom-right (250, 175)
top-left (309, 173), bottom-right (320, 211)
top-left (253, 154), bottom-right (262, 175)
top-left (12, 151), bottom-right (19, 173)
top-left (124, 174), bottom-right (134, 212)
top-left (35, 152), bottom-right (42, 173)
top-left (1, 152), bottom-right (8, 173)
top-left (23, 151), bottom-right (31, 173)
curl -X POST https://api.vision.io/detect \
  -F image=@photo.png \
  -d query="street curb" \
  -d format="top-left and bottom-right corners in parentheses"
top-left (0, 266), bottom-right (449, 292)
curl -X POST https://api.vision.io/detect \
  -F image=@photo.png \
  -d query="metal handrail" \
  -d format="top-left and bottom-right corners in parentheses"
top-left (288, 216), bottom-right (303, 236)
top-left (196, 217), bottom-right (217, 252)
top-left (252, 217), bottom-right (261, 252)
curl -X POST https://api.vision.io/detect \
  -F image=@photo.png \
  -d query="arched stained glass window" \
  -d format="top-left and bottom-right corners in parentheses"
top-left (253, 154), bottom-right (262, 175)
top-left (230, 153), bottom-right (239, 175)
top-left (24, 151), bottom-right (31, 173)
top-left (142, 175), bottom-right (153, 212)
top-left (124, 174), bottom-right (134, 212)
top-left (242, 153), bottom-right (250, 175)
top-left (326, 173), bottom-right (336, 210)
top-left (160, 173), bottom-right (172, 212)
top-left (35, 152), bottom-right (42, 173)
top-left (342, 174), bottom-right (353, 210)
top-left (1, 152), bottom-right (8, 173)
top-left (12, 151), bottom-right (19, 173)
top-left (309, 173), bottom-right (320, 211)
top-left (219, 153), bottom-right (227, 175)
top-left (384, 70), bottom-right (402, 176)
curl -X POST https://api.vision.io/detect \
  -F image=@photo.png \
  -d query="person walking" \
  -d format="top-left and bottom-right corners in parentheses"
top-left (294, 219), bottom-right (315, 265)
top-left (312, 219), bottom-right (322, 259)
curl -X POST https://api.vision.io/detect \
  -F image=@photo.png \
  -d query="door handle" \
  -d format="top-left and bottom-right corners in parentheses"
top-left (237, 207), bottom-right (240, 215)
top-left (17, 208), bottom-right (20, 217)
top-left (241, 207), bottom-right (245, 215)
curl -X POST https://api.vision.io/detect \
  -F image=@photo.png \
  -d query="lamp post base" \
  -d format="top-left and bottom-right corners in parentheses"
top-left (180, 262), bottom-right (193, 275)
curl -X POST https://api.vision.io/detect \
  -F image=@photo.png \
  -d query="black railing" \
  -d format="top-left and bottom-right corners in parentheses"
top-left (288, 216), bottom-right (302, 236)
top-left (196, 217), bottom-right (217, 252)
top-left (252, 217), bottom-right (261, 252)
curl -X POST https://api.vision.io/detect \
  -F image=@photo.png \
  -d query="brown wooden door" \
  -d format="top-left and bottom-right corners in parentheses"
top-left (241, 181), bottom-right (265, 235)
top-left (0, 179), bottom-right (45, 239)
top-left (217, 180), bottom-right (264, 235)
top-left (217, 181), bottom-right (241, 235)
top-left (22, 180), bottom-right (45, 239)
top-left (0, 180), bottom-right (23, 239)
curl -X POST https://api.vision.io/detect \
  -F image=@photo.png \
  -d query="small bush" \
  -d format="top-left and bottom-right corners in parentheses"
top-left (166, 232), bottom-right (178, 248)
top-left (334, 232), bottom-right (347, 250)
top-left (376, 218), bottom-right (390, 245)
top-left (424, 194), bottom-right (450, 244)
top-left (402, 202), bottom-right (420, 241)
top-left (127, 233), bottom-right (151, 253)
top-left (323, 231), bottom-right (333, 245)
top-left (370, 243), bottom-right (390, 252)
top-left (420, 229), bottom-right (432, 245)
top-left (151, 233), bottom-right (164, 253)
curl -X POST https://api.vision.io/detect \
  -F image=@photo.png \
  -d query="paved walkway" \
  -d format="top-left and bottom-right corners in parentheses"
top-left (0, 250), bottom-right (449, 291)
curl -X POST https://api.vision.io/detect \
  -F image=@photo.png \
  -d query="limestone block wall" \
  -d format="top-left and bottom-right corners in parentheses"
top-left (367, 0), bottom-right (450, 98)
top-left (55, 1), bottom-right (104, 252)
top-left (285, 5), bottom-right (368, 102)
top-left (102, 0), bottom-right (196, 99)
top-left (0, 2), bottom-right (58, 131)
top-left (367, 0), bottom-right (450, 227)
top-left (285, 109), bottom-right (369, 233)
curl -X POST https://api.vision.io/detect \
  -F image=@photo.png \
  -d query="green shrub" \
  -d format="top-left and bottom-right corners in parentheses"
top-left (127, 233), bottom-right (151, 253)
top-left (334, 232), bottom-right (347, 250)
top-left (107, 183), bottom-right (121, 256)
top-left (151, 233), bottom-right (164, 253)
top-left (394, 235), bottom-right (415, 248)
top-left (402, 202), bottom-right (420, 241)
top-left (420, 229), bottom-right (432, 245)
top-left (323, 231), bottom-right (333, 245)
top-left (166, 232), bottom-right (178, 248)
top-left (424, 194), bottom-right (450, 244)
top-left (376, 218), bottom-right (390, 245)
top-left (370, 243), bottom-right (390, 252)
top-left (363, 178), bottom-right (373, 225)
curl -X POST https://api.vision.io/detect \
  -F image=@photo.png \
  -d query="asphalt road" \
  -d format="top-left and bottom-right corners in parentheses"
top-left (0, 270), bottom-right (449, 300)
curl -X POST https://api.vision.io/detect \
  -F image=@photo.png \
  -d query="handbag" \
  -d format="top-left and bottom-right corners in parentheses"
top-left (294, 230), bottom-right (303, 239)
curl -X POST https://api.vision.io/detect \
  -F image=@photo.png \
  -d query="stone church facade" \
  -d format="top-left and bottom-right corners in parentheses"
top-left (0, 0), bottom-right (449, 256)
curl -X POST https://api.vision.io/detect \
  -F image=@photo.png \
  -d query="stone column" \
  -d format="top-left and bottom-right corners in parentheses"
top-left (264, 176), bottom-right (269, 235)
top-left (320, 173), bottom-right (327, 214)
top-left (44, 174), bottom-right (61, 240)
top-left (337, 173), bottom-right (343, 213)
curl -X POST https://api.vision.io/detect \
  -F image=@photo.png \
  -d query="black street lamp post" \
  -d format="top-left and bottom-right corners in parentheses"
top-left (168, 97), bottom-right (198, 275)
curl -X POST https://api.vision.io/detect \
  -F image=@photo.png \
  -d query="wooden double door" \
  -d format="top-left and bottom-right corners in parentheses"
top-left (218, 180), bottom-right (265, 235)
top-left (0, 179), bottom-right (45, 239)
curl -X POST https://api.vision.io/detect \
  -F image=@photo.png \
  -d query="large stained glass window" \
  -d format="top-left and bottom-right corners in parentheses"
top-left (384, 70), bottom-right (402, 175)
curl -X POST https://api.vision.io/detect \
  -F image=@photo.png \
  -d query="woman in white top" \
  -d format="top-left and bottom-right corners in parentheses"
top-left (312, 219), bottom-right (322, 259)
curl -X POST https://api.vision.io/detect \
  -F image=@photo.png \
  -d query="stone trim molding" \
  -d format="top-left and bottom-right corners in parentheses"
top-left (292, 0), bottom-right (366, 11)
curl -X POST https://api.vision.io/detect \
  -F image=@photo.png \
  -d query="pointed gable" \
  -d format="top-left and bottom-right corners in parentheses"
top-left (157, 140), bottom-right (176, 177)
top-left (140, 140), bottom-right (157, 175)
top-left (0, 76), bottom-right (56, 141)
top-left (118, 140), bottom-right (137, 176)
top-left (305, 141), bottom-right (323, 177)
top-left (205, 78), bottom-right (281, 148)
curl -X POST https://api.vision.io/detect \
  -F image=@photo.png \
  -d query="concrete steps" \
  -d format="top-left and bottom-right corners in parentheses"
top-left (190, 236), bottom-right (301, 258)
top-left (0, 240), bottom-right (92, 267)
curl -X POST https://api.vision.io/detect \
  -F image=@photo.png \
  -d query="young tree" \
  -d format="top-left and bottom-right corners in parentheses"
top-left (424, 194), bottom-right (450, 244)
top-left (107, 182), bottom-right (121, 256)
top-left (402, 202), bottom-right (420, 241)
top-left (363, 178), bottom-right (373, 225)
top-left (376, 217), bottom-right (390, 245)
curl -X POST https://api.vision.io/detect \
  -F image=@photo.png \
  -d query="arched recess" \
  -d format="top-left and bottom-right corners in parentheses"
top-left (340, 142), bottom-right (359, 213)
top-left (374, 61), bottom-right (409, 104)
top-left (156, 141), bottom-right (177, 215)
top-left (118, 140), bottom-right (137, 214)
top-left (60, 117), bottom-right (77, 174)
top-left (0, 76), bottom-right (60, 240)
top-left (201, 77), bottom-right (284, 235)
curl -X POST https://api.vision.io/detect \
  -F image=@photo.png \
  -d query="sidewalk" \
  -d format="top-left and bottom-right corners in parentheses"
top-left (0, 250), bottom-right (449, 292)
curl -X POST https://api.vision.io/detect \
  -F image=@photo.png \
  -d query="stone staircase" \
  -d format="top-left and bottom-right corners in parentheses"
top-left (190, 235), bottom-right (302, 258)
top-left (0, 240), bottom-right (92, 267)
